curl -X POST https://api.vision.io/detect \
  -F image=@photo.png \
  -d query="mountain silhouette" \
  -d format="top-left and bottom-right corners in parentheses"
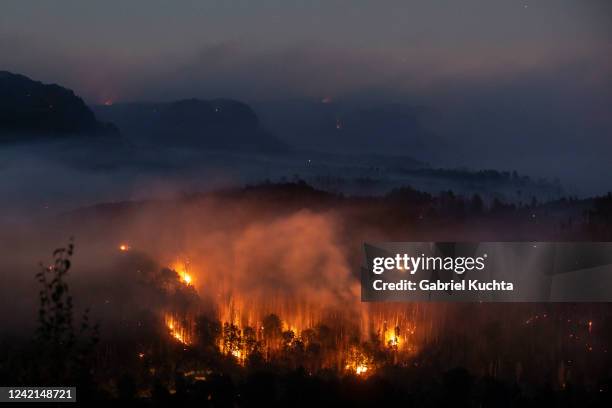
top-left (95, 98), bottom-right (287, 152)
top-left (253, 100), bottom-right (433, 155)
top-left (0, 71), bottom-right (118, 142)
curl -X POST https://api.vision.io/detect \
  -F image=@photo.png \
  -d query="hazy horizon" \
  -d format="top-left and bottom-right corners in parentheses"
top-left (1, 0), bottom-right (612, 198)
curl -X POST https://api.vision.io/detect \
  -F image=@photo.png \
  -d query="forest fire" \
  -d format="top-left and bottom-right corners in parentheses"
top-left (165, 313), bottom-right (192, 345)
top-left (159, 256), bottom-right (424, 375)
top-left (170, 260), bottom-right (193, 286)
top-left (156, 256), bottom-right (610, 385)
top-left (81, 204), bottom-right (612, 402)
top-left (345, 347), bottom-right (374, 376)
top-left (4, 184), bottom-right (612, 406)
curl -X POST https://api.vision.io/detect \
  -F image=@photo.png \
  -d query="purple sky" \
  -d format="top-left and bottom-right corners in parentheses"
top-left (1, 1), bottom-right (611, 192)
top-left (1, 0), bottom-right (610, 103)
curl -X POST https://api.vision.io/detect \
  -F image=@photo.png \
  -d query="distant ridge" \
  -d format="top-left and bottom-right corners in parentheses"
top-left (95, 98), bottom-right (287, 152)
top-left (0, 71), bottom-right (118, 142)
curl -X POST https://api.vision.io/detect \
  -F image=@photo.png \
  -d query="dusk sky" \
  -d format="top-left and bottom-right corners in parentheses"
top-left (2, 0), bottom-right (610, 103)
top-left (1, 1), bottom-right (611, 193)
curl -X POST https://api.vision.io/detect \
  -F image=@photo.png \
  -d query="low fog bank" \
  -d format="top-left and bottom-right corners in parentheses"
top-left (0, 136), bottom-right (573, 222)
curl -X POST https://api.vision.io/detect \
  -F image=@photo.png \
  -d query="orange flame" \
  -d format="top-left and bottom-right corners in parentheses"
top-left (165, 313), bottom-right (192, 345)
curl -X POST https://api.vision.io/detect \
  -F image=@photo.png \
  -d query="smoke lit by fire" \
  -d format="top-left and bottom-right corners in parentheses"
top-left (24, 194), bottom-right (606, 387)
top-left (140, 211), bottom-right (437, 375)
top-left (171, 260), bottom-right (193, 286)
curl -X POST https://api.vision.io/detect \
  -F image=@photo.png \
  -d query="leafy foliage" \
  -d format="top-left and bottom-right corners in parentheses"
top-left (34, 240), bottom-right (99, 384)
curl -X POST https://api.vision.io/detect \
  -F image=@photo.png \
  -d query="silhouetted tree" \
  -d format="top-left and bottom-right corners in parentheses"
top-left (34, 240), bottom-right (99, 387)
